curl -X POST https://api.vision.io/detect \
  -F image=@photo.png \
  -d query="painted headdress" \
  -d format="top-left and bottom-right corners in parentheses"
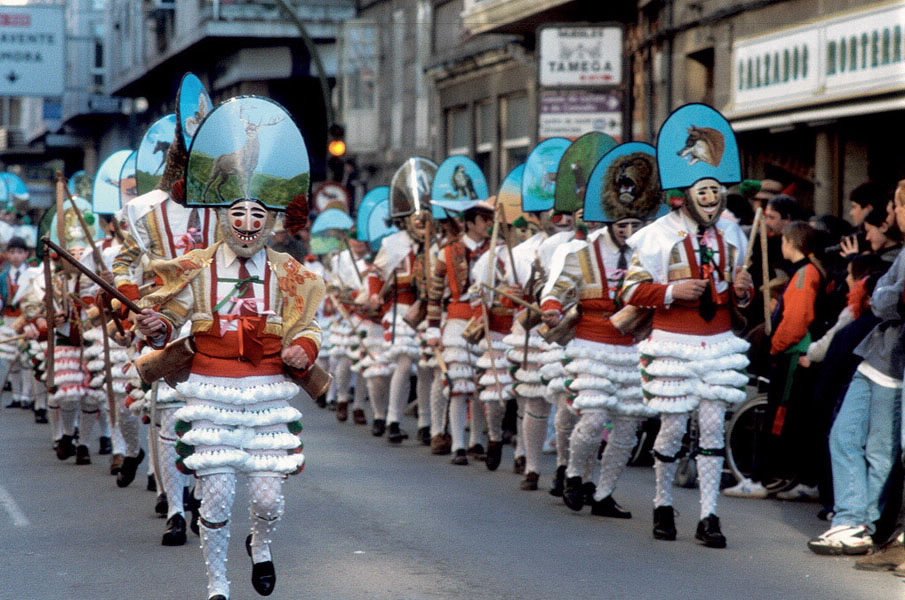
top-left (0, 172), bottom-right (28, 202)
top-left (656, 103), bottom-right (741, 190)
top-left (118, 150), bottom-right (138, 207)
top-left (389, 157), bottom-right (437, 219)
top-left (92, 149), bottom-right (134, 215)
top-left (45, 196), bottom-right (103, 251)
top-left (430, 155), bottom-right (492, 218)
top-left (583, 142), bottom-right (664, 223)
top-left (185, 96), bottom-right (309, 212)
top-left (178, 72), bottom-right (212, 149)
top-left (135, 114), bottom-right (177, 196)
top-left (554, 131), bottom-right (617, 214)
top-left (521, 137), bottom-right (571, 213)
top-left (357, 186), bottom-right (398, 251)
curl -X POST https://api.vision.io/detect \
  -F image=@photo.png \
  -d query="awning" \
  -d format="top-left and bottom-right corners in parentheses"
top-left (731, 95), bottom-right (905, 132)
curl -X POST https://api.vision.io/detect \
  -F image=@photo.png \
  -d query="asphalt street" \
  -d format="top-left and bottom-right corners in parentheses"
top-left (0, 394), bottom-right (902, 600)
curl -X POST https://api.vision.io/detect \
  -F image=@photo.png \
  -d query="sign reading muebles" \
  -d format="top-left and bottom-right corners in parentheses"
top-left (538, 26), bottom-right (623, 88)
top-left (732, 3), bottom-right (905, 115)
top-left (0, 5), bottom-right (65, 98)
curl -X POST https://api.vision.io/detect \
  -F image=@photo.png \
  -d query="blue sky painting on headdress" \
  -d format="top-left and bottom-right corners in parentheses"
top-left (432, 155), bottom-right (489, 219)
top-left (522, 138), bottom-right (571, 212)
top-left (311, 208), bottom-right (354, 235)
top-left (0, 172), bottom-right (28, 201)
top-left (119, 150), bottom-right (138, 206)
top-left (367, 197), bottom-right (397, 250)
top-left (657, 103), bottom-right (741, 189)
top-left (92, 150), bottom-right (132, 215)
top-left (136, 114), bottom-right (177, 195)
top-left (555, 132), bottom-right (617, 214)
top-left (186, 96), bottom-right (309, 210)
top-left (357, 186), bottom-right (390, 242)
top-left (179, 73), bottom-right (212, 149)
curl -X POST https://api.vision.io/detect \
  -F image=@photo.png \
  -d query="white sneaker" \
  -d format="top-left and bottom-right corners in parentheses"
top-left (776, 483), bottom-right (819, 502)
top-left (722, 478), bottom-right (768, 499)
top-left (808, 525), bottom-right (872, 556)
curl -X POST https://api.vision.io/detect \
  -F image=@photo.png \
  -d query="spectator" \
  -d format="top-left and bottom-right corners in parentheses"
top-left (752, 178), bottom-right (784, 213)
top-left (848, 181), bottom-right (888, 228)
top-left (808, 204), bottom-right (905, 555)
top-left (268, 217), bottom-right (308, 261)
top-left (726, 221), bottom-right (825, 499)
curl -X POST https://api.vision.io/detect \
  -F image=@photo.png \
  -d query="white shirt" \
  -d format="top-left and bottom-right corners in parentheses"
top-left (215, 245), bottom-right (267, 332)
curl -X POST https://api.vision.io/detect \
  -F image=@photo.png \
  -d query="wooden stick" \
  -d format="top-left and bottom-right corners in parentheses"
top-left (760, 208), bottom-right (772, 336)
top-left (480, 282), bottom-right (543, 315)
top-left (0, 334), bottom-right (26, 345)
top-left (743, 207), bottom-right (763, 269)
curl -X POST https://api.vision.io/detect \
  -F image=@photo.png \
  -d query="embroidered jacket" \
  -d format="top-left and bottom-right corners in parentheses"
top-left (141, 241), bottom-right (324, 377)
top-left (541, 227), bottom-right (634, 345)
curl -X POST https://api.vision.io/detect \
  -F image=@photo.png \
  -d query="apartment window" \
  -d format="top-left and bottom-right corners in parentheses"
top-left (500, 93), bottom-right (530, 176)
top-left (446, 105), bottom-right (470, 156)
top-left (475, 100), bottom-right (494, 185)
top-left (391, 9), bottom-right (405, 149)
top-left (686, 48), bottom-right (714, 105)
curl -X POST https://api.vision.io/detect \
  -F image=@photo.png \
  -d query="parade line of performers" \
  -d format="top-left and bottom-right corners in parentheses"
top-left (0, 76), bottom-right (837, 599)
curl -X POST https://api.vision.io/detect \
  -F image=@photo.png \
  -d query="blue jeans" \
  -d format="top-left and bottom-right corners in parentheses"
top-left (830, 372), bottom-right (902, 533)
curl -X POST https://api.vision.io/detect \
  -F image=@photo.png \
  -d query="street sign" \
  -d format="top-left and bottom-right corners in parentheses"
top-left (538, 25), bottom-right (623, 88)
top-left (539, 90), bottom-right (622, 141)
top-left (0, 5), bottom-right (65, 97)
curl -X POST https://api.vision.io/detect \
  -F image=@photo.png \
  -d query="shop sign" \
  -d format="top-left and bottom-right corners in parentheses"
top-left (538, 90), bottom-right (622, 140)
top-left (0, 5), bottom-right (64, 97)
top-left (538, 26), bottom-right (623, 87)
top-left (733, 3), bottom-right (905, 115)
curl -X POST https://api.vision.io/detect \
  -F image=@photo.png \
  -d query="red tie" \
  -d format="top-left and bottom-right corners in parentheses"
top-left (237, 257), bottom-right (256, 316)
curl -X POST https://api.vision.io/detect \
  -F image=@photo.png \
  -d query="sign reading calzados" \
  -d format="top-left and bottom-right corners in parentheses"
top-left (0, 6), bottom-right (65, 97)
top-left (538, 26), bottom-right (623, 87)
top-left (732, 3), bottom-right (905, 114)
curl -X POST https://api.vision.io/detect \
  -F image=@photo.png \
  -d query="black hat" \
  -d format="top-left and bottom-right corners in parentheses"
top-left (6, 236), bottom-right (27, 252)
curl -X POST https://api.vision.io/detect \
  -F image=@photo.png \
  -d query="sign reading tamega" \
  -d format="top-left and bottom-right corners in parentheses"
top-left (0, 6), bottom-right (65, 97)
top-left (538, 25), bottom-right (623, 87)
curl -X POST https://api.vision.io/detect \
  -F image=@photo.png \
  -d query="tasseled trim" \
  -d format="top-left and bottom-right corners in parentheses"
top-left (447, 365), bottom-right (475, 382)
top-left (539, 361), bottom-right (566, 380)
top-left (502, 333), bottom-right (548, 350)
top-left (644, 395), bottom-right (699, 414)
top-left (363, 363), bottom-right (394, 378)
top-left (180, 427), bottom-right (301, 451)
top-left (176, 375), bottom-right (299, 406)
top-left (156, 383), bottom-right (183, 405)
top-left (546, 377), bottom-right (568, 393)
top-left (183, 449), bottom-right (304, 476)
top-left (572, 391), bottom-right (617, 410)
top-left (696, 382), bottom-right (747, 404)
top-left (173, 403), bottom-right (302, 428)
top-left (566, 376), bottom-right (616, 394)
top-left (701, 369), bottom-right (748, 388)
top-left (638, 330), bottom-right (750, 361)
top-left (382, 341), bottom-right (421, 360)
top-left (513, 368), bottom-right (544, 384)
top-left (564, 340), bottom-right (640, 366)
top-left (536, 348), bottom-right (565, 364)
top-left (478, 372), bottom-right (513, 387)
top-left (476, 352), bottom-right (508, 370)
top-left (478, 338), bottom-right (510, 352)
top-left (479, 388), bottom-right (512, 402)
top-left (443, 347), bottom-right (476, 365)
top-left (513, 383), bottom-right (547, 398)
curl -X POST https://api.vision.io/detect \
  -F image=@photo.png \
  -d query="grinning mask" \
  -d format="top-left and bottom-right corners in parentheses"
top-left (220, 199), bottom-right (275, 258)
top-left (684, 178), bottom-right (726, 228)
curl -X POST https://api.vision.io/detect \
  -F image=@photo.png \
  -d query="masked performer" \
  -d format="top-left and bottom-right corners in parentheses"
top-left (620, 104), bottom-right (752, 548)
top-left (112, 76), bottom-right (217, 544)
top-left (542, 142), bottom-right (662, 517)
top-left (136, 96), bottom-right (324, 600)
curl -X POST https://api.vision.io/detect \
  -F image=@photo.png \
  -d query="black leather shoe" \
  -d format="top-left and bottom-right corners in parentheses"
top-left (562, 476), bottom-right (585, 511)
top-left (5, 400), bottom-right (21, 408)
top-left (371, 418), bottom-right (386, 437)
top-left (387, 422), bottom-right (408, 444)
top-left (208, 596), bottom-right (227, 600)
top-left (56, 434), bottom-right (75, 461)
top-left (582, 481), bottom-right (597, 505)
top-left (161, 513), bottom-right (187, 546)
top-left (155, 493), bottom-right (168, 518)
top-left (485, 441), bottom-right (503, 471)
top-left (653, 506), bottom-right (677, 541)
top-left (467, 444), bottom-right (486, 460)
top-left (184, 487), bottom-right (201, 536)
top-left (549, 465), bottom-right (566, 497)
top-left (512, 456), bottom-right (526, 475)
top-left (117, 448), bottom-right (145, 488)
top-left (147, 474), bottom-right (157, 492)
top-left (695, 513), bottom-right (727, 548)
top-left (246, 534), bottom-right (276, 596)
top-left (34, 409), bottom-right (48, 424)
top-left (75, 445), bottom-right (91, 465)
top-left (98, 436), bottom-right (112, 455)
top-left (450, 449), bottom-right (468, 466)
top-left (520, 471), bottom-right (540, 491)
top-left (590, 495), bottom-right (632, 519)
top-left (417, 426), bottom-right (431, 446)
top-left (315, 394), bottom-right (327, 409)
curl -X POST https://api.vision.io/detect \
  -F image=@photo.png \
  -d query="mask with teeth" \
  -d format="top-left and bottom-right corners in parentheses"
top-left (220, 199), bottom-right (275, 258)
top-left (684, 178), bottom-right (726, 228)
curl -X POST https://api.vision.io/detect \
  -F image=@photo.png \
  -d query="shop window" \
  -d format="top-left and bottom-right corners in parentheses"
top-left (475, 100), bottom-right (494, 183)
top-left (446, 105), bottom-right (470, 156)
top-left (685, 48), bottom-right (713, 105)
top-left (501, 93), bottom-right (530, 176)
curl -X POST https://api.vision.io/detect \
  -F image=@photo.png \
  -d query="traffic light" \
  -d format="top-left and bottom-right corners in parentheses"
top-left (327, 123), bottom-right (346, 158)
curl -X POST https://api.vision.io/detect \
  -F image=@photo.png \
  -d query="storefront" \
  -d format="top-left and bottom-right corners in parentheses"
top-left (726, 1), bottom-right (905, 215)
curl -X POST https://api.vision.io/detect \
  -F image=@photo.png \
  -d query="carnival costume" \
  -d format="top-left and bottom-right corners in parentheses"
top-left (620, 104), bottom-right (752, 548)
top-left (138, 96), bottom-right (324, 600)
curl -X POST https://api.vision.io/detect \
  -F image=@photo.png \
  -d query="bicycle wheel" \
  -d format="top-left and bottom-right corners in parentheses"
top-left (725, 393), bottom-right (769, 483)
